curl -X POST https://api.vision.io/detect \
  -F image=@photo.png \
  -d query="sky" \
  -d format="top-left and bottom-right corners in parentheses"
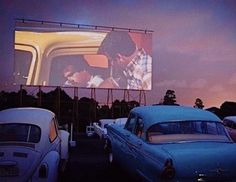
top-left (0, 0), bottom-right (236, 108)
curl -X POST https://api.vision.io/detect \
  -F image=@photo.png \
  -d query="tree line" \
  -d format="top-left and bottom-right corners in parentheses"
top-left (1, 88), bottom-right (236, 131)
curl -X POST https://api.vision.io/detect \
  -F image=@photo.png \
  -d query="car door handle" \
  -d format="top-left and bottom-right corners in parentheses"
top-left (125, 134), bottom-right (130, 138)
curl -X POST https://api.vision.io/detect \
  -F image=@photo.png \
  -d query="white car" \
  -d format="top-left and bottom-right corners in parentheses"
top-left (0, 107), bottom-right (70, 182)
top-left (93, 119), bottom-right (115, 139)
top-left (86, 123), bottom-right (95, 137)
top-left (113, 117), bottom-right (127, 127)
top-left (93, 118), bottom-right (127, 139)
top-left (223, 116), bottom-right (236, 142)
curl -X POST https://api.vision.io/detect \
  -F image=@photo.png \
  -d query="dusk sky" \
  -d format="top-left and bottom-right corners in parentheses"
top-left (1, 0), bottom-right (236, 108)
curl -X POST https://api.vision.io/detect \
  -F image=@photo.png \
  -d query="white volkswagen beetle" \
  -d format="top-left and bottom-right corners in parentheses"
top-left (0, 107), bottom-right (70, 182)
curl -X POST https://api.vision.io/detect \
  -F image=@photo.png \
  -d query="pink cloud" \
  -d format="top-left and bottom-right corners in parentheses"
top-left (209, 84), bottom-right (224, 93)
top-left (154, 10), bottom-right (236, 64)
top-left (158, 79), bottom-right (187, 88)
top-left (190, 79), bottom-right (207, 89)
top-left (228, 73), bottom-right (236, 85)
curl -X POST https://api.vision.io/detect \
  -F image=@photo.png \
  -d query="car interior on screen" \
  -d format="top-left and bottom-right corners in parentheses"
top-left (14, 21), bottom-right (152, 90)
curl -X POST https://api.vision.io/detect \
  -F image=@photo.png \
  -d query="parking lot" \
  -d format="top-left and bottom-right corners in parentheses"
top-left (61, 134), bottom-right (136, 182)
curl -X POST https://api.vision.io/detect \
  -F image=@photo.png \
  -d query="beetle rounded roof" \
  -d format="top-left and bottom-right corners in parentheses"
top-left (0, 107), bottom-right (55, 129)
top-left (131, 105), bottom-right (220, 129)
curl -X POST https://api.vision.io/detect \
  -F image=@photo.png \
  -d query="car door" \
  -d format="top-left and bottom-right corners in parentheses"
top-left (128, 117), bottom-right (147, 176)
top-left (123, 115), bottom-right (146, 175)
top-left (122, 114), bottom-right (138, 172)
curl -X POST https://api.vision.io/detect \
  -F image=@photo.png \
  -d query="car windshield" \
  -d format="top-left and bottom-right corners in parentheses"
top-left (147, 120), bottom-right (231, 143)
top-left (0, 123), bottom-right (41, 143)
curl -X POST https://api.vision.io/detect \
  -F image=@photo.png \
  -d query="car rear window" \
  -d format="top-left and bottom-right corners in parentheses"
top-left (0, 123), bottom-right (41, 143)
top-left (147, 121), bottom-right (231, 143)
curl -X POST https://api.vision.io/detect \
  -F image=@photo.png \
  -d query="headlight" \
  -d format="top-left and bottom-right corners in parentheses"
top-left (160, 159), bottom-right (175, 180)
top-left (38, 163), bottom-right (48, 178)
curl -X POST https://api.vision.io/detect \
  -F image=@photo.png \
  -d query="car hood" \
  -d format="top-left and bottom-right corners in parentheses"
top-left (161, 142), bottom-right (236, 179)
top-left (0, 146), bottom-right (41, 182)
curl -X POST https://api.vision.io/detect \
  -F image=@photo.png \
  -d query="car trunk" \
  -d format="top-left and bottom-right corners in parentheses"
top-left (161, 142), bottom-right (236, 180)
top-left (0, 144), bottom-right (41, 182)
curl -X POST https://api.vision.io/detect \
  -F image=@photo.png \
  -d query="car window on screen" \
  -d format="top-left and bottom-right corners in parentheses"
top-left (49, 54), bottom-right (109, 87)
top-left (14, 50), bottom-right (32, 84)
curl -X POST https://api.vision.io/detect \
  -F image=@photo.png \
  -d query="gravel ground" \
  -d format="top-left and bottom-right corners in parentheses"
top-left (60, 134), bottom-right (137, 182)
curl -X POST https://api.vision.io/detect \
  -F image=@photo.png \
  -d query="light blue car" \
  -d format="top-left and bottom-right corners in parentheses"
top-left (106, 105), bottom-right (236, 182)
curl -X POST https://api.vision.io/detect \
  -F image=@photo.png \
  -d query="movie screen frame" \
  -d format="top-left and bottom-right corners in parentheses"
top-left (14, 21), bottom-right (152, 90)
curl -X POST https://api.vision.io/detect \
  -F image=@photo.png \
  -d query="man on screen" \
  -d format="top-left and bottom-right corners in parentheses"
top-left (63, 63), bottom-right (120, 88)
top-left (98, 31), bottom-right (152, 90)
top-left (63, 64), bottom-right (104, 88)
top-left (116, 46), bottom-right (151, 90)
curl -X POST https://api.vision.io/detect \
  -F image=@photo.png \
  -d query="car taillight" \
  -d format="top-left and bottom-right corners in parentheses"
top-left (161, 159), bottom-right (175, 180)
top-left (39, 163), bottom-right (48, 178)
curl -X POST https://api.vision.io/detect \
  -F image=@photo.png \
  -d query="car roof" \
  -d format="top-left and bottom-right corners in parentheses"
top-left (131, 105), bottom-right (220, 130)
top-left (0, 107), bottom-right (55, 129)
top-left (223, 116), bottom-right (236, 123)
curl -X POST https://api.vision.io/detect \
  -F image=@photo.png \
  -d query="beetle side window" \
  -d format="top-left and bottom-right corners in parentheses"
top-left (125, 114), bottom-right (136, 133)
top-left (49, 118), bottom-right (58, 142)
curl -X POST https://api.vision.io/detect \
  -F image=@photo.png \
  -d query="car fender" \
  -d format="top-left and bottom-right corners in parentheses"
top-left (31, 151), bottom-right (60, 182)
top-left (59, 129), bottom-right (70, 160)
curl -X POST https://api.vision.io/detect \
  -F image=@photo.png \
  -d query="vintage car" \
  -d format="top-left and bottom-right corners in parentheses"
top-left (0, 107), bottom-right (70, 182)
top-left (93, 118), bottom-right (127, 139)
top-left (93, 119), bottom-right (115, 139)
top-left (86, 123), bottom-right (95, 137)
top-left (106, 105), bottom-right (236, 182)
top-left (223, 116), bottom-right (236, 142)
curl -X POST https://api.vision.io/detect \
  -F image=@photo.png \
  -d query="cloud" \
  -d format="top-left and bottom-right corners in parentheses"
top-left (158, 80), bottom-right (187, 88)
top-left (228, 73), bottom-right (236, 85)
top-left (190, 79), bottom-right (207, 89)
top-left (158, 78), bottom-right (208, 89)
top-left (155, 9), bottom-right (236, 64)
top-left (209, 84), bottom-right (224, 93)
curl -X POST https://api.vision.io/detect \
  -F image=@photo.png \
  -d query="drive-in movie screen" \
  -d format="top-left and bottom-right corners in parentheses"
top-left (14, 22), bottom-right (152, 90)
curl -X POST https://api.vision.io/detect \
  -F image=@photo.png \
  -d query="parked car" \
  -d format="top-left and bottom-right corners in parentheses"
top-left (223, 116), bottom-right (236, 142)
top-left (93, 119), bottom-right (115, 139)
top-left (113, 117), bottom-right (128, 127)
top-left (93, 118), bottom-right (127, 139)
top-left (86, 123), bottom-right (95, 137)
top-left (106, 105), bottom-right (236, 182)
top-left (0, 107), bottom-right (70, 182)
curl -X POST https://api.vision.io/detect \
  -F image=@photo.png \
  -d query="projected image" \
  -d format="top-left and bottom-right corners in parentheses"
top-left (14, 26), bottom-right (152, 90)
